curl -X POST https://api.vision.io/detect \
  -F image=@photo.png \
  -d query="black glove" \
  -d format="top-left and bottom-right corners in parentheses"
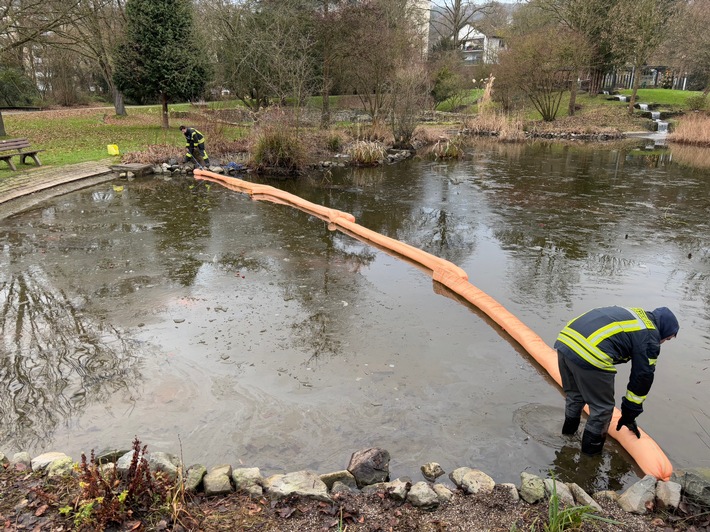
top-left (616, 405), bottom-right (641, 438)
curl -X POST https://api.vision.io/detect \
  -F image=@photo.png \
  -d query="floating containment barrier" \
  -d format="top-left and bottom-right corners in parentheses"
top-left (194, 169), bottom-right (673, 482)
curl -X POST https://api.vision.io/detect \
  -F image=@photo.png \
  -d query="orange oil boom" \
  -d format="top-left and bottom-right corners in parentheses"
top-left (194, 169), bottom-right (673, 481)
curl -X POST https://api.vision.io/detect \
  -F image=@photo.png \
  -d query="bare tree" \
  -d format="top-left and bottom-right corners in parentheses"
top-left (389, 62), bottom-right (431, 147)
top-left (430, 0), bottom-right (497, 50)
top-left (24, 0), bottom-right (128, 113)
top-left (534, 0), bottom-right (621, 98)
top-left (661, 0), bottom-right (710, 96)
top-left (335, 0), bottom-right (424, 125)
top-left (202, 0), bottom-right (319, 114)
top-left (0, 0), bottom-right (82, 135)
top-left (496, 27), bottom-right (589, 121)
top-left (606, 0), bottom-right (677, 114)
top-left (66, 0), bottom-right (129, 115)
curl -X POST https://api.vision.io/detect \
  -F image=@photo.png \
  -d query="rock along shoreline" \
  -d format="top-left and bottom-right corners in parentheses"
top-left (3, 445), bottom-right (709, 519)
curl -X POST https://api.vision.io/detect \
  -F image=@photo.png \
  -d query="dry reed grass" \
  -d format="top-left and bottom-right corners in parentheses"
top-left (121, 144), bottom-right (182, 164)
top-left (463, 112), bottom-right (525, 141)
top-left (669, 112), bottom-right (710, 146)
top-left (346, 140), bottom-right (387, 165)
top-left (429, 136), bottom-right (468, 159)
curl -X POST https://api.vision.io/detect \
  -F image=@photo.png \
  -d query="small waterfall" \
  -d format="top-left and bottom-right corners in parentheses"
top-left (639, 103), bottom-right (649, 111)
top-left (649, 109), bottom-right (668, 133)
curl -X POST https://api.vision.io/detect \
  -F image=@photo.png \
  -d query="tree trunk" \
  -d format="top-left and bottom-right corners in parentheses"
top-left (114, 89), bottom-right (127, 116)
top-left (320, 0), bottom-right (331, 130)
top-left (161, 93), bottom-right (169, 129)
top-left (628, 63), bottom-right (641, 115)
top-left (0, 112), bottom-right (6, 137)
top-left (589, 68), bottom-right (604, 97)
top-left (321, 64), bottom-right (331, 129)
top-left (568, 74), bottom-right (578, 117)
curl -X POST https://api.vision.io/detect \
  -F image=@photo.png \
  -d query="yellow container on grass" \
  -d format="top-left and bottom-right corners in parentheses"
top-left (107, 144), bottom-right (120, 156)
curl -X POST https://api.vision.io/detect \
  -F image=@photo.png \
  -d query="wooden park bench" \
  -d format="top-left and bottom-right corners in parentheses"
top-left (0, 138), bottom-right (43, 171)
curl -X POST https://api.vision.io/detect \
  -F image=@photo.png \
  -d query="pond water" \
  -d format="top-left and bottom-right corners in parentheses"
top-left (1, 139), bottom-right (708, 493)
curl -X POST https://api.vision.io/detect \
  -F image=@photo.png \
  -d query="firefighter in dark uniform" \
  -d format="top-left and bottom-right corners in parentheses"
top-left (554, 306), bottom-right (679, 455)
top-left (180, 125), bottom-right (210, 167)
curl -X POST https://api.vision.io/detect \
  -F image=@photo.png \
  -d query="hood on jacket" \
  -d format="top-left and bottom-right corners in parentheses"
top-left (651, 307), bottom-right (679, 339)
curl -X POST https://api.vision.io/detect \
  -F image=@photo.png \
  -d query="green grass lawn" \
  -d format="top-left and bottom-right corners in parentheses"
top-left (0, 100), bottom-right (247, 179)
top-left (618, 88), bottom-right (702, 107)
top-left (436, 89), bottom-right (485, 112)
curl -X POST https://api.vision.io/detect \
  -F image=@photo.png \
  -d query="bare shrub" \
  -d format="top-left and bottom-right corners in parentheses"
top-left (346, 122), bottom-right (394, 144)
top-left (249, 109), bottom-right (307, 174)
top-left (477, 74), bottom-right (496, 115)
top-left (389, 63), bottom-right (431, 148)
top-left (412, 126), bottom-right (452, 146)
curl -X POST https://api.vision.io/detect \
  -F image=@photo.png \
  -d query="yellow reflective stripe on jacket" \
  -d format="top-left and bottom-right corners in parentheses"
top-left (588, 318), bottom-right (644, 345)
top-left (557, 327), bottom-right (616, 371)
top-left (625, 390), bottom-right (646, 404)
top-left (628, 307), bottom-right (655, 329)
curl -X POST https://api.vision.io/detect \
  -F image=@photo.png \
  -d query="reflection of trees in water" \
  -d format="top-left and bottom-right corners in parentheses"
top-left (475, 141), bottom-right (710, 304)
top-left (132, 180), bottom-right (213, 286)
top-left (279, 164), bottom-right (478, 359)
top-left (552, 443), bottom-right (637, 494)
top-left (0, 268), bottom-right (141, 451)
top-left (402, 206), bottom-right (476, 266)
top-left (282, 229), bottom-right (377, 362)
top-left (291, 311), bottom-right (342, 361)
top-left (227, 187), bottom-right (378, 361)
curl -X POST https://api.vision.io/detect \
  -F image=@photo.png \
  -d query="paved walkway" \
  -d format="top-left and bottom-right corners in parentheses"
top-left (0, 160), bottom-right (116, 219)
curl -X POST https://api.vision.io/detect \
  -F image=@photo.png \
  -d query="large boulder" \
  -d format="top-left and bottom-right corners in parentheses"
top-left (47, 457), bottom-right (74, 478)
top-left (185, 464), bottom-right (207, 493)
top-left (544, 479), bottom-right (574, 506)
top-left (204, 465), bottom-right (234, 496)
top-left (656, 480), bottom-right (681, 511)
top-left (459, 470), bottom-right (495, 495)
top-left (407, 482), bottom-right (439, 510)
top-left (618, 475), bottom-right (657, 514)
top-left (264, 471), bottom-right (331, 502)
top-left (421, 462), bottom-right (445, 482)
top-left (568, 483), bottom-right (602, 512)
top-left (320, 470), bottom-right (357, 490)
top-left (671, 468), bottom-right (710, 507)
top-left (233, 467), bottom-right (264, 499)
top-left (31, 452), bottom-right (71, 472)
top-left (519, 472), bottom-right (545, 504)
top-left (347, 448), bottom-right (390, 488)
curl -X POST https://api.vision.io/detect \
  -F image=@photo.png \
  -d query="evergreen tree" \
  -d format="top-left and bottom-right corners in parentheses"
top-left (113, 0), bottom-right (211, 128)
